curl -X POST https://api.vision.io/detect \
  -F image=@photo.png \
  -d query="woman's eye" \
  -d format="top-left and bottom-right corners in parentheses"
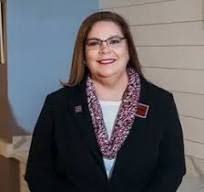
top-left (87, 41), bottom-right (100, 46)
top-left (109, 39), bottom-right (120, 45)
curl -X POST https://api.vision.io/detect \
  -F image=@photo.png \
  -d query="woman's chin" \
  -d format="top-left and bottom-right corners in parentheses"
top-left (96, 71), bottom-right (116, 79)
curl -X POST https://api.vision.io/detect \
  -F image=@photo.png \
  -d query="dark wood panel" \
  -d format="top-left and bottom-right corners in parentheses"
top-left (0, 155), bottom-right (20, 192)
top-left (0, 63), bottom-right (11, 142)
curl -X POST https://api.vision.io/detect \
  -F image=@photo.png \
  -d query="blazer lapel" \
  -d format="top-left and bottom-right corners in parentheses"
top-left (110, 77), bottom-right (151, 180)
top-left (69, 81), bottom-right (107, 176)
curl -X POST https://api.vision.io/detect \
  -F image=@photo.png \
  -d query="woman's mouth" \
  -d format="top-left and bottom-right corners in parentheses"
top-left (97, 59), bottom-right (116, 64)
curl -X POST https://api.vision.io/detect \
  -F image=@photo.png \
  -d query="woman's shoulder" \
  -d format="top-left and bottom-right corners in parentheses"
top-left (46, 84), bottom-right (83, 103)
top-left (140, 78), bottom-right (176, 116)
top-left (141, 77), bottom-right (172, 97)
top-left (140, 77), bottom-right (174, 105)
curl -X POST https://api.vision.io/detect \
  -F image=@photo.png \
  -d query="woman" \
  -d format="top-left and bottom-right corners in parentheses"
top-left (25, 11), bottom-right (186, 192)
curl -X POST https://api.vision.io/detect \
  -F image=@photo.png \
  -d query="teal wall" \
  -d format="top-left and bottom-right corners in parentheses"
top-left (7, 0), bottom-right (98, 132)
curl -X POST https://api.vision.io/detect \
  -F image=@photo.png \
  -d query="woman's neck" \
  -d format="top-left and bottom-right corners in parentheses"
top-left (92, 73), bottom-right (128, 101)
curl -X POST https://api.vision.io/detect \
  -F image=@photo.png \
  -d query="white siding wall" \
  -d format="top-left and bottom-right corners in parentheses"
top-left (100, 0), bottom-right (204, 177)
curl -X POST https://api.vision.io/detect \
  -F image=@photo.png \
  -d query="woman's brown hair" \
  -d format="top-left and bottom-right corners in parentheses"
top-left (66, 11), bottom-right (143, 86)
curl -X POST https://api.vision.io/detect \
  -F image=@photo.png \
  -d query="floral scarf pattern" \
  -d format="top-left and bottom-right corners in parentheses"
top-left (86, 68), bottom-right (141, 159)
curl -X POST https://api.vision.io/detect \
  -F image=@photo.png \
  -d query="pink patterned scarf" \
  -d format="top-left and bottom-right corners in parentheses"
top-left (86, 68), bottom-right (141, 159)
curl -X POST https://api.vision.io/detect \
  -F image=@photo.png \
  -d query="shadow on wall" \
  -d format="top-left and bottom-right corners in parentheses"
top-left (0, 65), bottom-right (29, 143)
top-left (0, 97), bottom-right (30, 142)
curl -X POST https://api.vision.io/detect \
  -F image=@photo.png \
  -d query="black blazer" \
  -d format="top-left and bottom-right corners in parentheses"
top-left (25, 77), bottom-right (186, 192)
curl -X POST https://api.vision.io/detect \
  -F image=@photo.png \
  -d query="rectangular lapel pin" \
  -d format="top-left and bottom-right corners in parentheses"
top-left (136, 103), bottom-right (149, 118)
top-left (74, 105), bottom-right (82, 113)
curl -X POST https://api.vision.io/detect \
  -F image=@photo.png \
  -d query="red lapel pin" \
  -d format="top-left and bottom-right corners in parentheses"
top-left (136, 103), bottom-right (149, 118)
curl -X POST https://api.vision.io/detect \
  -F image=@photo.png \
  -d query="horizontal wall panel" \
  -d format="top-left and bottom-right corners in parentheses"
top-left (174, 93), bottom-right (204, 119)
top-left (100, 0), bottom-right (173, 9)
top-left (181, 116), bottom-right (204, 143)
top-left (137, 46), bottom-right (204, 70)
top-left (185, 155), bottom-right (204, 176)
top-left (185, 139), bottom-right (204, 159)
top-left (113, 0), bottom-right (203, 25)
top-left (143, 68), bottom-right (204, 94)
top-left (131, 21), bottom-right (204, 46)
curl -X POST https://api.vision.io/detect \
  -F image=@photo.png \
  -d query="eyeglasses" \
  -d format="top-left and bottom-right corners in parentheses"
top-left (86, 36), bottom-right (126, 50)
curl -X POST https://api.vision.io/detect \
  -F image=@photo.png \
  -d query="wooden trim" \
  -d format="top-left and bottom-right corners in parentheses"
top-left (0, 1), bottom-right (6, 65)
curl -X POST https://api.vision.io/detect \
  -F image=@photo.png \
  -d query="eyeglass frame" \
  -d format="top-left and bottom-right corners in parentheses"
top-left (85, 35), bottom-right (126, 50)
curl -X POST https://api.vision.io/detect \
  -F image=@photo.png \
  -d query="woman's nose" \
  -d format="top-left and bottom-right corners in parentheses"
top-left (99, 41), bottom-right (111, 53)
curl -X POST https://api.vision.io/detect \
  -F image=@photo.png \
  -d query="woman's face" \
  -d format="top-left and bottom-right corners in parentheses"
top-left (85, 21), bottom-right (129, 81)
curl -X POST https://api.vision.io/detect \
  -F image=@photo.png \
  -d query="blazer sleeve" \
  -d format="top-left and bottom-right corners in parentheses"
top-left (25, 95), bottom-right (73, 192)
top-left (144, 94), bottom-right (186, 192)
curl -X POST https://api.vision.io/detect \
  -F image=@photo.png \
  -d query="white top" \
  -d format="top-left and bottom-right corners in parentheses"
top-left (99, 100), bottom-right (121, 178)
